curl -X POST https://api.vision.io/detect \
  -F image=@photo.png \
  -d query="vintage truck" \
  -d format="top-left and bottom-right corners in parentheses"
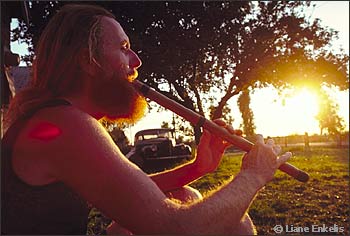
top-left (127, 128), bottom-right (192, 167)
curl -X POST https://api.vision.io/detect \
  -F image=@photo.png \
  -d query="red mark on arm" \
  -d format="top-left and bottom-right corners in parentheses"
top-left (29, 122), bottom-right (62, 141)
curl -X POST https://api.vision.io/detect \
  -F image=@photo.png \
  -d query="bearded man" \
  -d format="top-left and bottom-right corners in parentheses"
top-left (1, 4), bottom-right (291, 235)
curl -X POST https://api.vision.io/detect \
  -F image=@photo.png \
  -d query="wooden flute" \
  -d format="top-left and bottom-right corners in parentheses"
top-left (132, 80), bottom-right (310, 183)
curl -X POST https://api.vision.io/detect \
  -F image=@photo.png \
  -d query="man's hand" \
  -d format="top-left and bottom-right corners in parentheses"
top-left (240, 134), bottom-right (292, 187)
top-left (149, 119), bottom-right (241, 192)
top-left (195, 119), bottom-right (241, 174)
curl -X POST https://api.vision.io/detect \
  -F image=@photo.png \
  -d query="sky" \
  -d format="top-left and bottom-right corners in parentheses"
top-left (125, 1), bottom-right (350, 142)
top-left (10, 1), bottom-right (349, 143)
top-left (251, 1), bottom-right (350, 137)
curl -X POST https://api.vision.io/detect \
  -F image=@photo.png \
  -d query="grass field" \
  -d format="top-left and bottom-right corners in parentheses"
top-left (88, 146), bottom-right (349, 235)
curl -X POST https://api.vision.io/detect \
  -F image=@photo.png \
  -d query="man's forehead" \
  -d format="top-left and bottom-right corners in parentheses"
top-left (100, 16), bottom-right (129, 43)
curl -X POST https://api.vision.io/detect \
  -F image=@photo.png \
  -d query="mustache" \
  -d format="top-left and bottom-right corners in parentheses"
top-left (95, 62), bottom-right (138, 82)
top-left (127, 69), bottom-right (138, 82)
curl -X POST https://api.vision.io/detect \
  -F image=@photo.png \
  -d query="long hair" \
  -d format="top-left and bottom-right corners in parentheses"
top-left (4, 4), bottom-right (115, 131)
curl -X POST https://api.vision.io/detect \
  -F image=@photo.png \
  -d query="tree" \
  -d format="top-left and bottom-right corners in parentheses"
top-left (209, 1), bottom-right (349, 119)
top-left (161, 116), bottom-right (194, 143)
top-left (160, 121), bottom-right (170, 129)
top-left (109, 127), bottom-right (131, 154)
top-left (100, 118), bottom-right (131, 154)
top-left (120, 1), bottom-right (348, 140)
top-left (315, 89), bottom-right (345, 136)
top-left (11, 1), bottom-right (349, 142)
top-left (237, 89), bottom-right (256, 137)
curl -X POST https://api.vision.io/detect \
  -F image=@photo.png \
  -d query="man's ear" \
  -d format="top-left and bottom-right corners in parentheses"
top-left (78, 49), bottom-right (101, 76)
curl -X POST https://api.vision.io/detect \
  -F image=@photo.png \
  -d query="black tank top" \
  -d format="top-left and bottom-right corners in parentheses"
top-left (1, 99), bottom-right (91, 235)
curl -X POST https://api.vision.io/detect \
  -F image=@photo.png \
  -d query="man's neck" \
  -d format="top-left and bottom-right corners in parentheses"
top-left (61, 94), bottom-right (105, 120)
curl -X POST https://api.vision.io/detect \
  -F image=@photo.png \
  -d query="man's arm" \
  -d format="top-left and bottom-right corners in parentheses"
top-left (42, 108), bottom-right (290, 234)
top-left (150, 119), bottom-right (236, 192)
top-left (149, 159), bottom-right (202, 192)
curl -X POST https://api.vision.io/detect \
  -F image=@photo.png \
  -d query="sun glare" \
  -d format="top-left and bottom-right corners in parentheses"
top-left (279, 88), bottom-right (320, 134)
top-left (285, 88), bottom-right (319, 118)
top-left (251, 87), bottom-right (322, 137)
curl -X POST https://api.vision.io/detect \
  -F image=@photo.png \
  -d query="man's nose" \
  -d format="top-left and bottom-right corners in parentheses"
top-left (130, 50), bottom-right (142, 69)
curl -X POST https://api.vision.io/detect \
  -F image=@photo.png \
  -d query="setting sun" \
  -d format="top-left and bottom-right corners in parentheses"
top-left (250, 87), bottom-right (323, 137)
top-left (284, 88), bottom-right (319, 121)
top-left (127, 86), bottom-right (347, 143)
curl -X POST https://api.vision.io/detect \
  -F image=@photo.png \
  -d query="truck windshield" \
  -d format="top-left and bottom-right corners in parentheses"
top-left (136, 131), bottom-right (172, 141)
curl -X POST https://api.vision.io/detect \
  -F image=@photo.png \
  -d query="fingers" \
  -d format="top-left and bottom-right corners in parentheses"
top-left (256, 134), bottom-right (264, 144)
top-left (212, 118), bottom-right (241, 136)
top-left (234, 129), bottom-right (243, 136)
top-left (273, 145), bottom-right (282, 155)
top-left (266, 138), bottom-right (274, 146)
top-left (212, 119), bottom-right (234, 147)
top-left (255, 135), bottom-right (282, 155)
top-left (226, 125), bottom-right (235, 134)
top-left (266, 138), bottom-right (282, 155)
top-left (198, 129), bottom-right (211, 147)
top-left (277, 152), bottom-right (292, 166)
top-left (213, 119), bottom-right (226, 127)
top-left (262, 135), bottom-right (292, 166)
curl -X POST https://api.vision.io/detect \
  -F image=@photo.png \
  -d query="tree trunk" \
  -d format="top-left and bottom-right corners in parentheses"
top-left (190, 60), bottom-right (205, 144)
top-left (211, 93), bottom-right (235, 120)
top-left (211, 76), bottom-right (240, 120)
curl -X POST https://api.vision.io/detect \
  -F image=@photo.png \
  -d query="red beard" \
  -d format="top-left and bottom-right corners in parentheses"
top-left (89, 70), bottom-right (148, 125)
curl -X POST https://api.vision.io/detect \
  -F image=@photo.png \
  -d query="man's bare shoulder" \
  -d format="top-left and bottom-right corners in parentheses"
top-left (32, 105), bottom-right (97, 127)
top-left (31, 105), bottom-right (103, 132)
top-left (12, 105), bottom-right (120, 185)
top-left (18, 105), bottom-right (114, 152)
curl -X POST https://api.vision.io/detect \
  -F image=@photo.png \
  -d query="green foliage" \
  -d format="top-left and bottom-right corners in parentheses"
top-left (87, 208), bottom-right (111, 235)
top-left (99, 119), bottom-right (131, 154)
top-left (209, 103), bottom-right (234, 124)
top-left (316, 89), bottom-right (345, 136)
top-left (12, 1), bottom-right (349, 143)
top-left (161, 121), bottom-right (170, 129)
top-left (237, 89), bottom-right (256, 136)
top-left (108, 127), bottom-right (131, 154)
